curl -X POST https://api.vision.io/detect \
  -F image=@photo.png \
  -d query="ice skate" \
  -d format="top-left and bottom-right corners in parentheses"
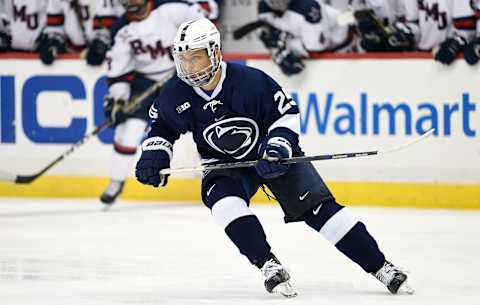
top-left (100, 180), bottom-right (124, 210)
top-left (261, 254), bottom-right (298, 298)
top-left (373, 261), bottom-right (415, 294)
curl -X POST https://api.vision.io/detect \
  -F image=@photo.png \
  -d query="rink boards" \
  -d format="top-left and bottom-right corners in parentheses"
top-left (0, 54), bottom-right (479, 208)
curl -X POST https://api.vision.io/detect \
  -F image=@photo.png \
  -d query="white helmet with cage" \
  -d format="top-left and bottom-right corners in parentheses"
top-left (172, 18), bottom-right (222, 87)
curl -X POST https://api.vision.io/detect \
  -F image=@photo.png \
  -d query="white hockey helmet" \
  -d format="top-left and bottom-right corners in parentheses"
top-left (172, 18), bottom-right (222, 87)
top-left (265, 0), bottom-right (291, 12)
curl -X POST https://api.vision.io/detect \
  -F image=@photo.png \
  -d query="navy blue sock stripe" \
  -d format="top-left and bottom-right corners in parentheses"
top-left (225, 215), bottom-right (271, 268)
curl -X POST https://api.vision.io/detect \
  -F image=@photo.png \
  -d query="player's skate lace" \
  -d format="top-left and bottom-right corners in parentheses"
top-left (261, 256), bottom-right (298, 298)
top-left (100, 180), bottom-right (124, 207)
top-left (373, 261), bottom-right (414, 294)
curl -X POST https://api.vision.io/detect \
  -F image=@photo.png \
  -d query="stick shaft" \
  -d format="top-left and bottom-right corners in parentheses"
top-left (160, 129), bottom-right (434, 175)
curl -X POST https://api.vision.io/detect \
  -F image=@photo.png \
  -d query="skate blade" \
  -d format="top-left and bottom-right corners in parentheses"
top-left (272, 282), bottom-right (298, 298)
top-left (398, 281), bottom-right (415, 295)
top-left (101, 203), bottom-right (114, 212)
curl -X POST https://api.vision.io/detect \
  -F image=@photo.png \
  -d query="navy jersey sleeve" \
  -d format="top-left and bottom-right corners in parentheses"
top-left (253, 69), bottom-right (300, 147)
top-left (146, 78), bottom-right (189, 145)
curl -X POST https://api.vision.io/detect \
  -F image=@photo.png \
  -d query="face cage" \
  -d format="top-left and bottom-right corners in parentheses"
top-left (174, 47), bottom-right (221, 87)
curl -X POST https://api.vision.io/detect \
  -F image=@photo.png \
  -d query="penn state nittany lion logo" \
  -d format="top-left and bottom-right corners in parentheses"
top-left (203, 117), bottom-right (259, 159)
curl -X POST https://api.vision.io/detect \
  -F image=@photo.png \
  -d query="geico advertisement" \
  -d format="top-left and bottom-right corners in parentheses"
top-left (1, 58), bottom-right (479, 183)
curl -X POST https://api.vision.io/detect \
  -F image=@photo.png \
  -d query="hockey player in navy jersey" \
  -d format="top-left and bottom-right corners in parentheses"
top-left (135, 18), bottom-right (414, 297)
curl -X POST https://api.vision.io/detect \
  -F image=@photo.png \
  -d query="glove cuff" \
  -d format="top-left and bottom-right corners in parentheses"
top-left (141, 136), bottom-right (173, 160)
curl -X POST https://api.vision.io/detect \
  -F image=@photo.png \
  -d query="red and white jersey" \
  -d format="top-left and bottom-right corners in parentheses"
top-left (473, 0), bottom-right (480, 35)
top-left (43, 0), bottom-right (94, 48)
top-left (106, 1), bottom-right (203, 100)
top-left (404, 0), bottom-right (477, 50)
top-left (349, 0), bottom-right (406, 26)
top-left (1, 0), bottom-right (47, 51)
top-left (258, 0), bottom-right (352, 56)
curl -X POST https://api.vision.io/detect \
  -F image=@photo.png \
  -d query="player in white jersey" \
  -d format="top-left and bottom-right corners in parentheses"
top-left (257, 0), bottom-right (355, 76)
top-left (99, 0), bottom-right (204, 206)
top-left (86, 0), bottom-right (219, 66)
top-left (403, 0), bottom-right (477, 64)
top-left (0, 0), bottom-right (47, 51)
top-left (38, 0), bottom-right (94, 65)
top-left (463, 0), bottom-right (480, 65)
top-left (349, 0), bottom-right (416, 51)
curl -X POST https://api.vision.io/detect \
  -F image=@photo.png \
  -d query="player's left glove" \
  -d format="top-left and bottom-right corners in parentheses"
top-left (272, 48), bottom-right (305, 76)
top-left (433, 36), bottom-right (466, 65)
top-left (464, 37), bottom-right (480, 66)
top-left (135, 137), bottom-right (173, 187)
top-left (86, 38), bottom-right (109, 66)
top-left (37, 33), bottom-right (65, 65)
top-left (255, 137), bottom-right (292, 180)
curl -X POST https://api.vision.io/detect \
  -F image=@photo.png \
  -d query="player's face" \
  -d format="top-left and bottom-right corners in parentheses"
top-left (177, 49), bottom-right (211, 74)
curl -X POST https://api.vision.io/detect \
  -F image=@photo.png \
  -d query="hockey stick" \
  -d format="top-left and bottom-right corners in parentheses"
top-left (0, 70), bottom-right (175, 184)
top-left (160, 129), bottom-right (435, 175)
top-left (232, 20), bottom-right (269, 40)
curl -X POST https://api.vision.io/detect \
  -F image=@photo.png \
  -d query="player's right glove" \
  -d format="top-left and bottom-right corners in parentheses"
top-left (464, 37), bottom-right (480, 66)
top-left (255, 137), bottom-right (292, 180)
top-left (37, 33), bottom-right (65, 65)
top-left (0, 31), bottom-right (11, 52)
top-left (103, 95), bottom-right (127, 123)
top-left (433, 36), bottom-right (466, 65)
top-left (86, 38), bottom-right (109, 66)
top-left (135, 137), bottom-right (172, 187)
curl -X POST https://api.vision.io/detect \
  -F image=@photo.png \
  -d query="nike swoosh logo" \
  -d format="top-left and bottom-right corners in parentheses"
top-left (299, 191), bottom-right (310, 201)
top-left (214, 115), bottom-right (226, 122)
top-left (312, 204), bottom-right (322, 215)
top-left (207, 184), bottom-right (216, 197)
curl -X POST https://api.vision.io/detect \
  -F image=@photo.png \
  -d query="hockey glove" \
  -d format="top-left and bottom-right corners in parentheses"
top-left (259, 26), bottom-right (290, 49)
top-left (103, 95), bottom-right (127, 123)
top-left (86, 38), bottom-right (109, 66)
top-left (135, 137), bottom-right (173, 187)
top-left (272, 47), bottom-right (305, 76)
top-left (464, 37), bottom-right (480, 66)
top-left (255, 137), bottom-right (292, 180)
top-left (433, 36), bottom-right (466, 65)
top-left (0, 32), bottom-right (11, 52)
top-left (38, 33), bottom-right (65, 65)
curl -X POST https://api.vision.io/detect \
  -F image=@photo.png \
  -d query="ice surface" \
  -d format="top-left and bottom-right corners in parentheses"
top-left (0, 198), bottom-right (479, 305)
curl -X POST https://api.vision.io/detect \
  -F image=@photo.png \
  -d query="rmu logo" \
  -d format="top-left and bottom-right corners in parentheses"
top-left (130, 40), bottom-right (171, 60)
top-left (203, 117), bottom-right (259, 159)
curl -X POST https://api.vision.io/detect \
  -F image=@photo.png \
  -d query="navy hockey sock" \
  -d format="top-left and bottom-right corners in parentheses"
top-left (225, 215), bottom-right (271, 268)
top-left (304, 200), bottom-right (385, 273)
top-left (335, 222), bottom-right (385, 273)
